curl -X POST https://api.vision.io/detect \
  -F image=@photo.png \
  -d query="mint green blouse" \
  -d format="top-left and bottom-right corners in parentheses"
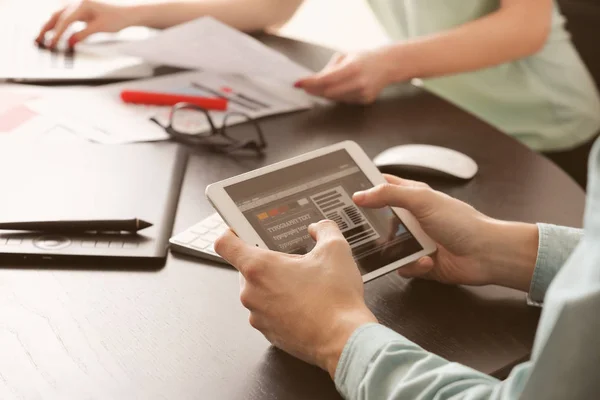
top-left (367, 0), bottom-right (600, 151)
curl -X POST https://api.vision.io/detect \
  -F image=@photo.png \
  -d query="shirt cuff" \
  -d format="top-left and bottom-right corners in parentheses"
top-left (528, 223), bottom-right (583, 303)
top-left (334, 323), bottom-right (421, 399)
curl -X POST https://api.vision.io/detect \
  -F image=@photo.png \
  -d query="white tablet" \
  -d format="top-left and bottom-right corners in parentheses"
top-left (205, 141), bottom-right (436, 282)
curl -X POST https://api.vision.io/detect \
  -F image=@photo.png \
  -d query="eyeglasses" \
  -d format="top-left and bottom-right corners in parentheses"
top-left (150, 102), bottom-right (267, 155)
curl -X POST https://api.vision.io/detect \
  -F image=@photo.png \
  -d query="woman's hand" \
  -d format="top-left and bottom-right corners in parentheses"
top-left (37, 1), bottom-right (135, 48)
top-left (294, 49), bottom-right (397, 104)
top-left (215, 220), bottom-right (377, 378)
top-left (353, 175), bottom-right (539, 291)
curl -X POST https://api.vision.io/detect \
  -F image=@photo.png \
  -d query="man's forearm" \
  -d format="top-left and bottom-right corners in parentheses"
top-left (129, 0), bottom-right (303, 31)
top-left (479, 221), bottom-right (584, 300)
top-left (482, 221), bottom-right (539, 293)
top-left (381, 0), bottom-right (552, 82)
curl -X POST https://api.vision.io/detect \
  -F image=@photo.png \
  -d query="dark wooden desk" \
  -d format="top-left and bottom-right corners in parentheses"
top-left (0, 35), bottom-right (586, 400)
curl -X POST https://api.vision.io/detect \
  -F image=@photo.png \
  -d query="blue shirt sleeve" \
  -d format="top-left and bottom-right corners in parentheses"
top-left (335, 324), bottom-right (532, 400)
top-left (334, 137), bottom-right (600, 400)
top-left (529, 223), bottom-right (583, 303)
top-left (334, 224), bottom-right (584, 400)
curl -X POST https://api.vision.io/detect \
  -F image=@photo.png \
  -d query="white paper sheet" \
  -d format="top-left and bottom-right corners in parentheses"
top-left (28, 90), bottom-right (170, 145)
top-left (114, 17), bottom-right (314, 84)
top-left (0, 84), bottom-right (83, 141)
top-left (28, 70), bottom-right (314, 144)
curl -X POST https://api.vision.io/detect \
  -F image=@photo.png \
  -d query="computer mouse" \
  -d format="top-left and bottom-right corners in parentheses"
top-left (373, 144), bottom-right (478, 180)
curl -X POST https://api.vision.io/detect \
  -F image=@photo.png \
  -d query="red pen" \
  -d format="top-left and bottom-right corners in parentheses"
top-left (120, 90), bottom-right (228, 111)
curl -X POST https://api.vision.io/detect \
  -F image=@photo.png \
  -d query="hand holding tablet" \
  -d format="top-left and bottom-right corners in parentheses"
top-left (210, 141), bottom-right (540, 377)
top-left (206, 141), bottom-right (436, 282)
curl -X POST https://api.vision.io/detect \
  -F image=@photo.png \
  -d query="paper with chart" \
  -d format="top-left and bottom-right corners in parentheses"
top-left (0, 84), bottom-right (84, 141)
top-left (27, 70), bottom-right (315, 144)
top-left (114, 17), bottom-right (314, 84)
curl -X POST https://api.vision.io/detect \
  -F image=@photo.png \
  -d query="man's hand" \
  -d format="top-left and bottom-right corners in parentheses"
top-left (294, 49), bottom-right (398, 104)
top-left (215, 220), bottom-right (377, 378)
top-left (353, 175), bottom-right (539, 291)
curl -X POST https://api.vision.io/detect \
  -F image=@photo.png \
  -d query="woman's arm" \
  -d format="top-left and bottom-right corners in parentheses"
top-left (386, 0), bottom-right (553, 82)
top-left (39, 0), bottom-right (304, 47)
top-left (297, 0), bottom-right (554, 103)
top-left (131, 0), bottom-right (304, 31)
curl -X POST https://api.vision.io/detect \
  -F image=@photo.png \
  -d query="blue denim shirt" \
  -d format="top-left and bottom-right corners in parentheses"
top-left (334, 140), bottom-right (600, 399)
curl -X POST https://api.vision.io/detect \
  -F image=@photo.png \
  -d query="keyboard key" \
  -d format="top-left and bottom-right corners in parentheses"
top-left (213, 225), bottom-right (228, 235)
top-left (7, 238), bottom-right (23, 246)
top-left (202, 232), bottom-right (221, 242)
top-left (109, 241), bottom-right (123, 248)
top-left (81, 240), bottom-right (96, 248)
top-left (0, 238), bottom-right (7, 245)
top-left (190, 225), bottom-right (209, 235)
top-left (173, 231), bottom-right (198, 244)
top-left (95, 241), bottom-right (109, 248)
top-left (190, 237), bottom-right (210, 250)
top-left (206, 243), bottom-right (218, 255)
top-left (201, 219), bottom-right (221, 229)
top-left (123, 242), bottom-right (139, 249)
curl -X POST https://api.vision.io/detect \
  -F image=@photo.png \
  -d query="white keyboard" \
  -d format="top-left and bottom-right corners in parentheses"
top-left (169, 213), bottom-right (228, 263)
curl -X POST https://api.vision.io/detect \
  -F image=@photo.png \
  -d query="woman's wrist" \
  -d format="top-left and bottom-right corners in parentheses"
top-left (126, 4), bottom-right (151, 27)
top-left (381, 42), bottom-right (422, 84)
top-left (129, 3), bottom-right (179, 29)
top-left (481, 220), bottom-right (539, 292)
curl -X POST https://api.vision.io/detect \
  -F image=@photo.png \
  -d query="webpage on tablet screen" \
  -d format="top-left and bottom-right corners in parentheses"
top-left (224, 149), bottom-right (423, 275)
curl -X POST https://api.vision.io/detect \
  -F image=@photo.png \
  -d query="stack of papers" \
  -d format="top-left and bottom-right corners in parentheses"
top-left (28, 71), bottom-right (314, 144)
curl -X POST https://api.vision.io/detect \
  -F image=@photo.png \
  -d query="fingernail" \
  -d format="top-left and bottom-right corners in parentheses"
top-left (353, 191), bottom-right (366, 202)
top-left (68, 36), bottom-right (78, 48)
top-left (293, 81), bottom-right (302, 88)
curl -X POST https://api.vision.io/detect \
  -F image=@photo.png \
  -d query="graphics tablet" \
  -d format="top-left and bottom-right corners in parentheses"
top-left (205, 141), bottom-right (436, 282)
top-left (0, 141), bottom-right (186, 267)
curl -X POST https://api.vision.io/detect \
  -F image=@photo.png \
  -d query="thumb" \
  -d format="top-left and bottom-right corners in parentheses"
top-left (294, 53), bottom-right (347, 87)
top-left (307, 219), bottom-right (352, 259)
top-left (353, 183), bottom-right (439, 219)
top-left (308, 219), bottom-right (345, 243)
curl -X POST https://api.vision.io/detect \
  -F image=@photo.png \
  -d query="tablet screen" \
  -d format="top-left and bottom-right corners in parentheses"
top-left (224, 149), bottom-right (423, 275)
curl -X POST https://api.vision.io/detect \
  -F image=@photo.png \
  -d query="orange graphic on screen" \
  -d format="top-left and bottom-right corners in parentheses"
top-left (257, 212), bottom-right (269, 220)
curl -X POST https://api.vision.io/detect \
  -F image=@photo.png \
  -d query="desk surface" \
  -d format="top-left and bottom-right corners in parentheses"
top-left (0, 34), bottom-right (586, 399)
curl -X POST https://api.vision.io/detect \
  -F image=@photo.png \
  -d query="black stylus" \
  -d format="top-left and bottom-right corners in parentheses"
top-left (0, 218), bottom-right (152, 234)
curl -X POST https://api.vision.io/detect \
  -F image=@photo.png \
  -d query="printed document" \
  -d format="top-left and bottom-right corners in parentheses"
top-left (28, 71), bottom-right (314, 144)
top-left (114, 17), bottom-right (314, 84)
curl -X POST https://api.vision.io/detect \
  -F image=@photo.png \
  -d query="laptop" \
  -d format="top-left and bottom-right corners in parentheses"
top-left (0, 15), bottom-right (154, 83)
